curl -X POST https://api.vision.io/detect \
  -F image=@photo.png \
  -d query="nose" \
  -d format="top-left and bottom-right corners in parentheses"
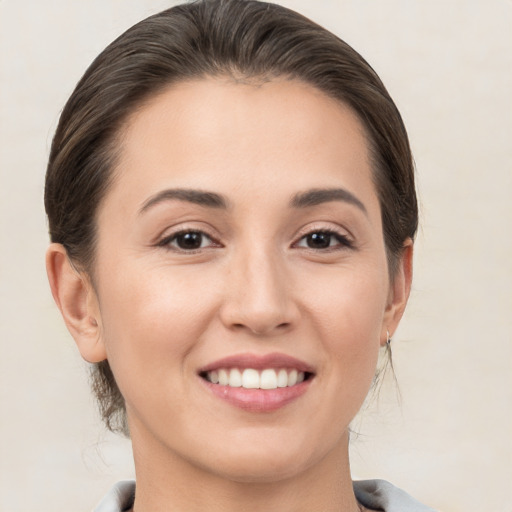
top-left (219, 246), bottom-right (299, 336)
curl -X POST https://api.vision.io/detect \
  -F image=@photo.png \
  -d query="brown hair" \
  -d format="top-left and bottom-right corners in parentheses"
top-left (45, 0), bottom-right (417, 435)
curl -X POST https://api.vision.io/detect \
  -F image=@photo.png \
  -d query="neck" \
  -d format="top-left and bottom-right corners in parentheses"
top-left (130, 425), bottom-right (362, 512)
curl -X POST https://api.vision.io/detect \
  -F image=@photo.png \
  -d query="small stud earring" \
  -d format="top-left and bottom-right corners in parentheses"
top-left (386, 330), bottom-right (391, 346)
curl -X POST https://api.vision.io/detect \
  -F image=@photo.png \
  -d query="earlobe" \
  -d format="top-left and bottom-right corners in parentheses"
top-left (381, 239), bottom-right (414, 346)
top-left (45, 243), bottom-right (107, 363)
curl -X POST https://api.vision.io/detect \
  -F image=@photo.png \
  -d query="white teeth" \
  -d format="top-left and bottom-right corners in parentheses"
top-left (218, 369), bottom-right (229, 386)
top-left (277, 369), bottom-right (288, 388)
top-left (242, 368), bottom-right (260, 389)
top-left (229, 368), bottom-right (242, 387)
top-left (260, 369), bottom-right (278, 389)
top-left (205, 368), bottom-right (308, 389)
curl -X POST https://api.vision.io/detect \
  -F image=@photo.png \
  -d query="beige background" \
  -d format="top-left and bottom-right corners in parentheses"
top-left (0, 1), bottom-right (511, 511)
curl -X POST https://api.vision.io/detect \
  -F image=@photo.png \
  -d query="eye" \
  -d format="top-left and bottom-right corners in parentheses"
top-left (158, 230), bottom-right (218, 251)
top-left (295, 230), bottom-right (352, 250)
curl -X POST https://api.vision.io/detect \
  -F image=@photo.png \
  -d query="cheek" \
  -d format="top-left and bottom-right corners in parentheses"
top-left (304, 262), bottom-right (388, 387)
top-left (95, 263), bottom-right (221, 397)
top-left (306, 261), bottom-right (389, 340)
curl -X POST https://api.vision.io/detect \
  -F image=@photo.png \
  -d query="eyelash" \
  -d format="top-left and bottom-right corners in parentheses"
top-left (157, 229), bottom-right (221, 253)
top-left (293, 229), bottom-right (354, 251)
top-left (157, 227), bottom-right (354, 254)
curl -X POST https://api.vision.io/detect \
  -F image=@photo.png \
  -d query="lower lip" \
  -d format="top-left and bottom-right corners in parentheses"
top-left (201, 378), bottom-right (312, 412)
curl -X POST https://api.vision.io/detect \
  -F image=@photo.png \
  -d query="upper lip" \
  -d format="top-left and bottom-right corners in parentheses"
top-left (198, 352), bottom-right (315, 374)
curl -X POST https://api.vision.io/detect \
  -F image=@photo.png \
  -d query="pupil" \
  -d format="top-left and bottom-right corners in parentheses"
top-left (178, 232), bottom-right (202, 249)
top-left (308, 232), bottom-right (330, 248)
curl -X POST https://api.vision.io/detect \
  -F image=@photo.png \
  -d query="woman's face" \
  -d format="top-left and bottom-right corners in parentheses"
top-left (86, 78), bottom-right (410, 482)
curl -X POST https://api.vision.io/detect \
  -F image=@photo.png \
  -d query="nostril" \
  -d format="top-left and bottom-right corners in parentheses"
top-left (252, 322), bottom-right (291, 336)
top-left (230, 322), bottom-right (288, 335)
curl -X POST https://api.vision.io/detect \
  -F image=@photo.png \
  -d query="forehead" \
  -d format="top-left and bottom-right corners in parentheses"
top-left (106, 77), bottom-right (377, 215)
top-left (122, 77), bottom-right (368, 157)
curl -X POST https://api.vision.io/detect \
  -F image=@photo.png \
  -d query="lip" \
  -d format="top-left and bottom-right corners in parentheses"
top-left (198, 352), bottom-right (315, 413)
top-left (198, 352), bottom-right (315, 374)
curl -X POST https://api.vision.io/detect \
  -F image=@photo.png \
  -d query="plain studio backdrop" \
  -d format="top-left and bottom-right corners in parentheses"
top-left (0, 1), bottom-right (510, 511)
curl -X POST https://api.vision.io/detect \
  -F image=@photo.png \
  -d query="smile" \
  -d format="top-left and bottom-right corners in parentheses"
top-left (198, 353), bottom-right (315, 412)
top-left (202, 368), bottom-right (308, 389)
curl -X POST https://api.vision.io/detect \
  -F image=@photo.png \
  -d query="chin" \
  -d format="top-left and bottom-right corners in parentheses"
top-left (209, 456), bottom-right (311, 484)
top-left (195, 435), bottom-right (330, 484)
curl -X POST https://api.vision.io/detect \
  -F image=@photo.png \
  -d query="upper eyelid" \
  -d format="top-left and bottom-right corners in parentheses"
top-left (156, 222), bottom-right (220, 240)
top-left (293, 231), bottom-right (352, 248)
top-left (293, 223), bottom-right (353, 242)
top-left (157, 228), bottom-right (221, 250)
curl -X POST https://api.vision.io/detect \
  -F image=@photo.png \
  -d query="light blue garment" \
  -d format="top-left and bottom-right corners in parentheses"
top-left (93, 479), bottom-right (437, 511)
top-left (353, 479), bottom-right (438, 511)
top-left (93, 481), bottom-right (134, 512)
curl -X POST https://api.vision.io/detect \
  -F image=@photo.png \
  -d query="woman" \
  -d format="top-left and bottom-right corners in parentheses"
top-left (44, 1), bottom-right (435, 510)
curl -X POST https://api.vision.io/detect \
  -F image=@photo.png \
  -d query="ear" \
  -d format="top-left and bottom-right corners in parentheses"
top-left (46, 243), bottom-right (107, 363)
top-left (381, 239), bottom-right (414, 346)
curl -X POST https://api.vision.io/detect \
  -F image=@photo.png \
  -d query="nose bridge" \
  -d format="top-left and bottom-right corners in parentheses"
top-left (221, 237), bottom-right (296, 335)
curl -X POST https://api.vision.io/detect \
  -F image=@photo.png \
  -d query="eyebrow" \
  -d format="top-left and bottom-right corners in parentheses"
top-left (290, 188), bottom-right (367, 214)
top-left (139, 186), bottom-right (367, 215)
top-left (139, 188), bottom-right (229, 214)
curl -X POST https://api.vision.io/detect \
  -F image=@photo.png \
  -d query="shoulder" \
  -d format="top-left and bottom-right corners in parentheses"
top-left (92, 480), bottom-right (135, 512)
top-left (353, 479), bottom-right (438, 512)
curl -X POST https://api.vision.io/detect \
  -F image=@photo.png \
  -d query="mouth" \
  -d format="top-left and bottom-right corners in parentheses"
top-left (198, 353), bottom-right (315, 412)
top-left (199, 367), bottom-right (313, 389)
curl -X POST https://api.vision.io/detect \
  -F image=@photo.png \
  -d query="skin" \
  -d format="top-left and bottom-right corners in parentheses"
top-left (47, 78), bottom-right (413, 512)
